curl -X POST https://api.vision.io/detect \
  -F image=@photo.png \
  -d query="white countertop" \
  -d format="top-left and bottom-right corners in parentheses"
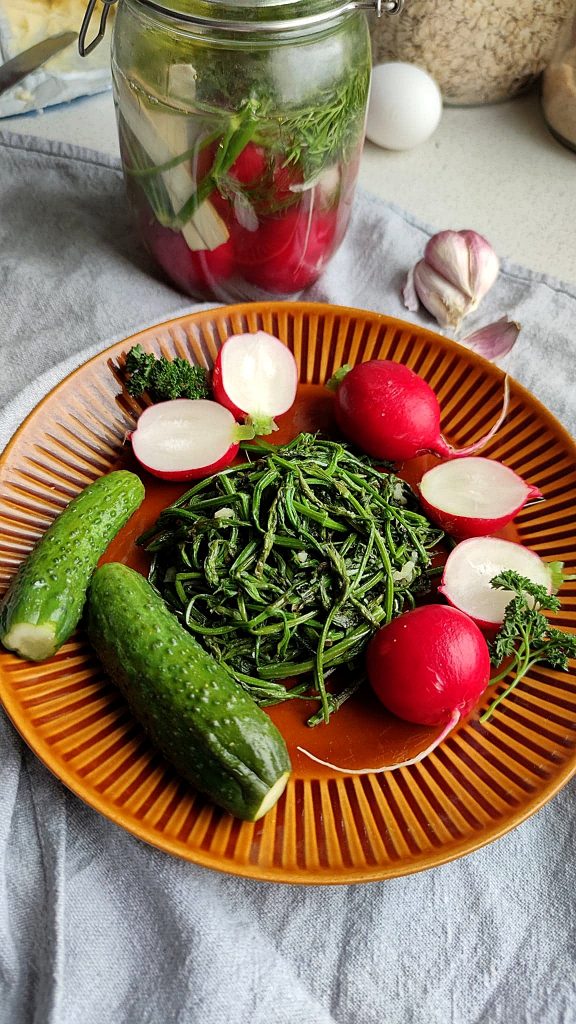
top-left (4, 85), bottom-right (576, 285)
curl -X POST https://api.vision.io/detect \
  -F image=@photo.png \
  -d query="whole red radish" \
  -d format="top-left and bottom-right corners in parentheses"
top-left (419, 457), bottom-right (543, 539)
top-left (270, 159), bottom-right (304, 205)
top-left (228, 142), bottom-right (268, 186)
top-left (236, 206), bottom-right (337, 293)
top-left (367, 605), bottom-right (490, 726)
top-left (297, 604), bottom-right (490, 775)
top-left (332, 360), bottom-right (509, 463)
top-left (130, 399), bottom-right (253, 481)
top-left (439, 536), bottom-right (556, 630)
top-left (212, 331), bottom-right (298, 435)
top-left (145, 221), bottom-right (234, 295)
top-left (190, 240), bottom-right (235, 289)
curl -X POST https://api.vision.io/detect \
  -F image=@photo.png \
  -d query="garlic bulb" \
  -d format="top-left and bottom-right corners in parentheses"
top-left (404, 229), bottom-right (499, 329)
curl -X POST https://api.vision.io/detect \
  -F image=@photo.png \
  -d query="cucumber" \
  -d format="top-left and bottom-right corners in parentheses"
top-left (86, 563), bottom-right (291, 821)
top-left (0, 471), bottom-right (145, 662)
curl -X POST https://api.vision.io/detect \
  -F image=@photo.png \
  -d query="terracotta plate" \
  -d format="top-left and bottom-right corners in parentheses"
top-left (1, 302), bottom-right (576, 884)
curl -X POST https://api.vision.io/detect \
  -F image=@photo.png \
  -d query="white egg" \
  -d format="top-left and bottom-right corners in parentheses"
top-left (366, 62), bottom-right (443, 151)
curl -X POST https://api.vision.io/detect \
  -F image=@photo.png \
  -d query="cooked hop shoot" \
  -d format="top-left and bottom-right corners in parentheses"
top-left (138, 433), bottom-right (444, 726)
top-left (482, 569), bottom-right (576, 722)
top-left (123, 344), bottom-right (212, 402)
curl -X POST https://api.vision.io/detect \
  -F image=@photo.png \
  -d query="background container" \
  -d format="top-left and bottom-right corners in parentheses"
top-left (371, 0), bottom-right (574, 106)
top-left (542, 10), bottom-right (576, 152)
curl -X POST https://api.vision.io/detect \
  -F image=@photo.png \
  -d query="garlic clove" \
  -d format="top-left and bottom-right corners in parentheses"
top-left (424, 230), bottom-right (476, 298)
top-left (403, 264), bottom-right (420, 312)
top-left (232, 192), bottom-right (259, 232)
top-left (413, 259), bottom-right (473, 329)
top-left (459, 229), bottom-right (500, 305)
top-left (462, 317), bottom-right (520, 360)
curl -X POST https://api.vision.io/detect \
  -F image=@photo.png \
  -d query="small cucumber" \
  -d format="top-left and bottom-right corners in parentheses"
top-left (0, 471), bottom-right (145, 661)
top-left (86, 563), bottom-right (291, 821)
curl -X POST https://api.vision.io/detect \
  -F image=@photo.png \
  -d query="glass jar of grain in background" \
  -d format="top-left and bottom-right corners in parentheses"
top-left (371, 0), bottom-right (574, 105)
top-left (542, 10), bottom-right (576, 152)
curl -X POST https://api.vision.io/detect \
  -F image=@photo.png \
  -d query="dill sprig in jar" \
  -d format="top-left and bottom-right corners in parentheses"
top-left (80, 0), bottom-right (402, 300)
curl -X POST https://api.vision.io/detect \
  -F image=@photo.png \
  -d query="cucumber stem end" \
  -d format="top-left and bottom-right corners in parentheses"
top-left (251, 771), bottom-right (290, 821)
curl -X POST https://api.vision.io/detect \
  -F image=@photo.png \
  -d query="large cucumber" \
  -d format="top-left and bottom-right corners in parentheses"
top-left (0, 471), bottom-right (145, 661)
top-left (86, 563), bottom-right (291, 821)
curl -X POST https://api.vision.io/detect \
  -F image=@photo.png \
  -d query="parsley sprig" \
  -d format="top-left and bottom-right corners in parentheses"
top-left (123, 345), bottom-right (211, 403)
top-left (482, 570), bottom-right (576, 722)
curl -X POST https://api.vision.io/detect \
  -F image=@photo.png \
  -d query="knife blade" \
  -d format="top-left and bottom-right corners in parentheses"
top-left (0, 31), bottom-right (78, 98)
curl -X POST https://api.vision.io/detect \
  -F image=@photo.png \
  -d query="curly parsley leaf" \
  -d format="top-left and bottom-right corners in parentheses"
top-left (123, 345), bottom-right (212, 403)
top-left (481, 569), bottom-right (576, 723)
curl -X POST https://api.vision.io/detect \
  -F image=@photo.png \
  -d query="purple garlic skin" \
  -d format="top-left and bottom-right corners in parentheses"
top-left (405, 229), bottom-right (500, 330)
top-left (462, 317), bottom-right (520, 360)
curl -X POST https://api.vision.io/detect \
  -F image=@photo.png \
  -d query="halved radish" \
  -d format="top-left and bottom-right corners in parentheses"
top-left (419, 457), bottom-right (543, 538)
top-left (212, 331), bottom-right (298, 436)
top-left (439, 536), bottom-right (554, 629)
top-left (130, 399), bottom-right (253, 481)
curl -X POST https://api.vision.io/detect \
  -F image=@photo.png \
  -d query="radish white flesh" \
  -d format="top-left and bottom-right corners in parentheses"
top-left (440, 537), bottom-right (553, 628)
top-left (212, 331), bottom-right (298, 435)
top-left (131, 399), bottom-right (249, 480)
top-left (419, 457), bottom-right (543, 538)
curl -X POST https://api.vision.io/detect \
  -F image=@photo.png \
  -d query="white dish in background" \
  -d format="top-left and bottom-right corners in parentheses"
top-left (0, 0), bottom-right (111, 118)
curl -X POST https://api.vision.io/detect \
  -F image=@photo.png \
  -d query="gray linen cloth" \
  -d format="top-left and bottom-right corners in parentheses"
top-left (1, 130), bottom-right (576, 1024)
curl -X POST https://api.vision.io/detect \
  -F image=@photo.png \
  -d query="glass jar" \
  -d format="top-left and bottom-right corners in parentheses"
top-left (542, 10), bottom-right (576, 153)
top-left (371, 0), bottom-right (574, 106)
top-left (80, 0), bottom-right (395, 301)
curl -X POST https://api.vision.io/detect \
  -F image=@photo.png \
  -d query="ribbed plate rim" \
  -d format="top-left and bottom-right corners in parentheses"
top-left (1, 301), bottom-right (575, 885)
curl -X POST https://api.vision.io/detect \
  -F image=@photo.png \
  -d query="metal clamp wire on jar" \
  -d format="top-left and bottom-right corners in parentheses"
top-left (79, 0), bottom-right (404, 55)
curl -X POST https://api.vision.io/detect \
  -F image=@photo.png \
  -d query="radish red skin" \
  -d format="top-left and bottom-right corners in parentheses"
top-left (234, 207), bottom-right (338, 293)
top-left (333, 360), bottom-right (509, 463)
top-left (418, 489), bottom-right (543, 539)
top-left (367, 605), bottom-right (491, 726)
top-left (212, 351), bottom-right (244, 420)
top-left (418, 459), bottom-right (543, 539)
top-left (228, 143), bottom-right (268, 186)
top-left (129, 399), bottom-right (243, 481)
top-left (334, 360), bottom-right (451, 462)
top-left (144, 219), bottom-right (235, 293)
top-left (135, 441), bottom-right (239, 482)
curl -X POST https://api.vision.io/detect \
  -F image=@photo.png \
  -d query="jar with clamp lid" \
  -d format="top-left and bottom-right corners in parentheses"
top-left (80, 0), bottom-right (403, 300)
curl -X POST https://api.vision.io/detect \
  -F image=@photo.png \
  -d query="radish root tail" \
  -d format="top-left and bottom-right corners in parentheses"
top-left (297, 707), bottom-right (462, 775)
top-left (442, 375), bottom-right (510, 458)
